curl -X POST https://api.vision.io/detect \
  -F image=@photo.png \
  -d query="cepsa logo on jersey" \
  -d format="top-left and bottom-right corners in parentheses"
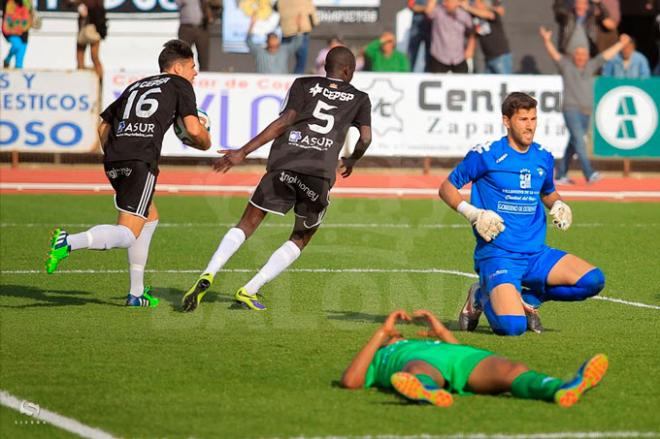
top-left (308, 83), bottom-right (354, 101)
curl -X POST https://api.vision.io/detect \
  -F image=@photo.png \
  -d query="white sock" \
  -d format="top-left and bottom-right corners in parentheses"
top-left (68, 225), bottom-right (136, 251)
top-left (128, 220), bottom-right (158, 297)
top-left (244, 240), bottom-right (301, 295)
top-left (204, 227), bottom-right (246, 275)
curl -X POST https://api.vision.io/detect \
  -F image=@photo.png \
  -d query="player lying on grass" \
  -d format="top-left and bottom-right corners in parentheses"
top-left (45, 40), bottom-right (211, 307)
top-left (439, 92), bottom-right (605, 335)
top-left (181, 46), bottom-right (372, 312)
top-left (341, 310), bottom-right (608, 408)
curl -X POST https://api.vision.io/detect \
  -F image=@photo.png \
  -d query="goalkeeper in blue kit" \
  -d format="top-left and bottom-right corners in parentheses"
top-left (439, 92), bottom-right (605, 336)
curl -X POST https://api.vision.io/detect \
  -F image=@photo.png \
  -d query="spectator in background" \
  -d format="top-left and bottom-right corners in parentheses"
top-left (277, 0), bottom-right (319, 74)
top-left (596, 0), bottom-right (619, 52)
top-left (2, 0), bottom-right (33, 68)
top-left (553, 0), bottom-right (616, 56)
top-left (176, 0), bottom-right (212, 71)
top-left (72, 0), bottom-right (107, 80)
top-left (426, 0), bottom-right (475, 73)
top-left (459, 0), bottom-right (511, 74)
top-left (540, 26), bottom-right (631, 184)
top-left (246, 14), bottom-right (302, 74)
top-left (315, 35), bottom-right (343, 75)
top-left (603, 37), bottom-right (651, 78)
top-left (407, 0), bottom-right (432, 71)
top-left (363, 31), bottom-right (410, 72)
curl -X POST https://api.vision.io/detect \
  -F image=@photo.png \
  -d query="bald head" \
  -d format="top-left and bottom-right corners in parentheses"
top-left (325, 46), bottom-right (356, 81)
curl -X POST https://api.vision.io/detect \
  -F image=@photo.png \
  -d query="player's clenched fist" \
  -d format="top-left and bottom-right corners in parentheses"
top-left (457, 201), bottom-right (505, 242)
top-left (549, 200), bottom-right (572, 231)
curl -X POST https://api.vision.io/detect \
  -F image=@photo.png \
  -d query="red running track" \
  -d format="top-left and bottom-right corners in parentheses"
top-left (1, 167), bottom-right (659, 201)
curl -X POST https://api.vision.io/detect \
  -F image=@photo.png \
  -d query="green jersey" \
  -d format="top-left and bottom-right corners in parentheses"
top-left (364, 339), bottom-right (494, 394)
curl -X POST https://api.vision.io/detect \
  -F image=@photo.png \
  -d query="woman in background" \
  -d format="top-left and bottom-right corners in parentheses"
top-left (2, 0), bottom-right (33, 68)
top-left (72, 0), bottom-right (107, 80)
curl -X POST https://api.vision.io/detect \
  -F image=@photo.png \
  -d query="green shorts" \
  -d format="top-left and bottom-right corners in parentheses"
top-left (365, 340), bottom-right (494, 395)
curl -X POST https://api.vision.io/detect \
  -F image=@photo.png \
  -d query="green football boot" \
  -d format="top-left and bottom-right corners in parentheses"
top-left (45, 228), bottom-right (70, 274)
top-left (234, 287), bottom-right (267, 311)
top-left (126, 286), bottom-right (159, 308)
top-left (182, 273), bottom-right (214, 312)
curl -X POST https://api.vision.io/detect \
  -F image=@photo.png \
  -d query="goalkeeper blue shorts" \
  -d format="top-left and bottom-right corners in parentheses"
top-left (475, 246), bottom-right (567, 296)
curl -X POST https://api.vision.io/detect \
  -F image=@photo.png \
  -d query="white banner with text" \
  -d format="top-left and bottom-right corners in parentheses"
top-left (102, 71), bottom-right (569, 159)
top-left (0, 69), bottom-right (100, 153)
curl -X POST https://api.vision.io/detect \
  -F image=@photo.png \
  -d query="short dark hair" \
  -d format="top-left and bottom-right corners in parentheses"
top-left (325, 46), bottom-right (355, 74)
top-left (158, 39), bottom-right (194, 72)
top-left (266, 32), bottom-right (278, 40)
top-left (501, 92), bottom-right (537, 118)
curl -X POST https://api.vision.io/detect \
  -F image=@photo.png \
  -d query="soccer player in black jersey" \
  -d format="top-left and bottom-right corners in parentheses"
top-left (46, 40), bottom-right (211, 307)
top-left (182, 46), bottom-right (372, 312)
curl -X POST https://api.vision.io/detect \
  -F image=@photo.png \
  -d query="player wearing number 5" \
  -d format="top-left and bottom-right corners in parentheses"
top-left (182, 46), bottom-right (372, 312)
top-left (439, 92), bottom-right (605, 335)
top-left (45, 40), bottom-right (211, 307)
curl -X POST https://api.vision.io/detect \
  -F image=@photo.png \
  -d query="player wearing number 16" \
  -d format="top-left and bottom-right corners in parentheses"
top-left (45, 40), bottom-right (211, 308)
top-left (438, 92), bottom-right (605, 335)
top-left (182, 46), bottom-right (372, 312)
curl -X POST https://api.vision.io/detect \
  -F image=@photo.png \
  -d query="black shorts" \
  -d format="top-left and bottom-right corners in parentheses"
top-left (250, 170), bottom-right (331, 229)
top-left (104, 160), bottom-right (158, 219)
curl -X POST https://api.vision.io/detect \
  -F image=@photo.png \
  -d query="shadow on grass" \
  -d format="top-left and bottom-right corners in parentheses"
top-left (0, 284), bottom-right (116, 308)
top-left (153, 286), bottom-right (235, 312)
top-left (325, 310), bottom-right (388, 324)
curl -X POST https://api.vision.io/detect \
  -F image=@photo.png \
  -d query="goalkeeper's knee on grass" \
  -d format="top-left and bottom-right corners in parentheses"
top-left (545, 268), bottom-right (605, 302)
top-left (484, 301), bottom-right (527, 336)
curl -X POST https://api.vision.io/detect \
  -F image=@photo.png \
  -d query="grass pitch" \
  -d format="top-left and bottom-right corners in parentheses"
top-left (1, 193), bottom-right (659, 438)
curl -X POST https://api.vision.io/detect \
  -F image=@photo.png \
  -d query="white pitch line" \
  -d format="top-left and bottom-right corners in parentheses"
top-left (2, 182), bottom-right (660, 199)
top-left (282, 433), bottom-right (659, 439)
top-left (0, 390), bottom-right (116, 439)
top-left (1, 267), bottom-right (658, 311)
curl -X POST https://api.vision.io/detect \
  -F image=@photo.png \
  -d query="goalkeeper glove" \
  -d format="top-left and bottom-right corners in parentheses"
top-left (457, 201), bottom-right (505, 242)
top-left (549, 200), bottom-right (572, 231)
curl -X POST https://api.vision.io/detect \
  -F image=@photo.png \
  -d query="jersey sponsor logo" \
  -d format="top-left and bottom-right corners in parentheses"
top-left (519, 169), bottom-right (532, 189)
top-left (117, 120), bottom-right (156, 138)
top-left (128, 77), bottom-right (171, 92)
top-left (308, 83), bottom-right (355, 101)
top-left (106, 167), bottom-right (133, 179)
top-left (288, 130), bottom-right (302, 143)
top-left (279, 171), bottom-right (320, 202)
top-left (497, 201), bottom-right (537, 214)
top-left (495, 153), bottom-right (508, 163)
top-left (288, 130), bottom-right (334, 151)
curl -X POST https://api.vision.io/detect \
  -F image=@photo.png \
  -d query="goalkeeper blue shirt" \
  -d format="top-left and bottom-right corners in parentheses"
top-left (448, 136), bottom-right (556, 260)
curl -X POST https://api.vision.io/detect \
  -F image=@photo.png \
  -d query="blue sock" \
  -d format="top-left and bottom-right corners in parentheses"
top-left (522, 268), bottom-right (605, 306)
top-left (483, 300), bottom-right (527, 336)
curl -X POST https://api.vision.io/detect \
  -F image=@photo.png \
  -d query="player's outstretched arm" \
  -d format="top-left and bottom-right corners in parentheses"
top-left (542, 191), bottom-right (572, 231)
top-left (340, 310), bottom-right (410, 389)
top-left (413, 310), bottom-right (459, 344)
top-left (182, 115), bottom-right (212, 151)
top-left (340, 125), bottom-right (372, 178)
top-left (213, 109), bottom-right (298, 173)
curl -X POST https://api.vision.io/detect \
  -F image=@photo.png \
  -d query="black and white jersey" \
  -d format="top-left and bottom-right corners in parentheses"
top-left (267, 76), bottom-right (371, 182)
top-left (100, 74), bottom-right (197, 168)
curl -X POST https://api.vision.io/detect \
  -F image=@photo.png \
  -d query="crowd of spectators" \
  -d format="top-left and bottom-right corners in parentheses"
top-left (2, 0), bottom-right (658, 80)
